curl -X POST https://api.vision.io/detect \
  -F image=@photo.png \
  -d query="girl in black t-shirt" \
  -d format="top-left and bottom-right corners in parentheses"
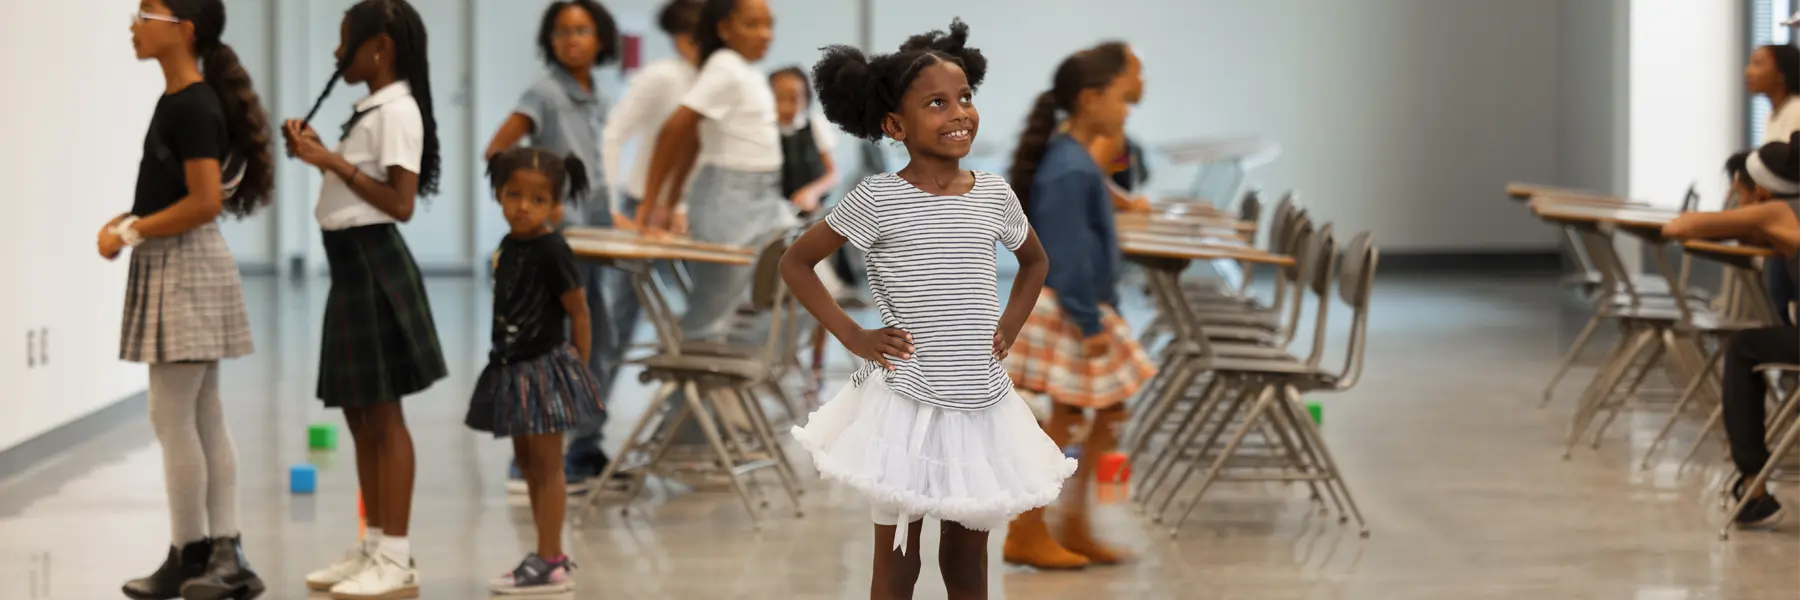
top-left (111, 2), bottom-right (275, 599)
top-left (467, 147), bottom-right (605, 595)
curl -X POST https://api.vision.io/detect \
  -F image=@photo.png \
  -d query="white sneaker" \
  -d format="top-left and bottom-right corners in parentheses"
top-left (328, 552), bottom-right (419, 600)
top-left (305, 545), bottom-right (372, 592)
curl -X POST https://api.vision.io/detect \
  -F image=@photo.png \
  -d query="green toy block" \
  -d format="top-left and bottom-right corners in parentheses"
top-left (1306, 401), bottom-right (1323, 425)
top-left (308, 423), bottom-right (338, 450)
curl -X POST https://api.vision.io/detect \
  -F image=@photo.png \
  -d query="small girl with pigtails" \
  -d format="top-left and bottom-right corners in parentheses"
top-left (467, 147), bottom-right (607, 595)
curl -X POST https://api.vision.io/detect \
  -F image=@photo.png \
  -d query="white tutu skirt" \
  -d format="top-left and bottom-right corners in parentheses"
top-left (791, 373), bottom-right (1077, 532)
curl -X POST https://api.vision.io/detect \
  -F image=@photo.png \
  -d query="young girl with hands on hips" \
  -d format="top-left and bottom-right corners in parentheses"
top-left (782, 19), bottom-right (1075, 600)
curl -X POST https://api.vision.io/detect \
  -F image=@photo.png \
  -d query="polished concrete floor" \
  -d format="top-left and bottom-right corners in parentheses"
top-left (1, 272), bottom-right (1796, 599)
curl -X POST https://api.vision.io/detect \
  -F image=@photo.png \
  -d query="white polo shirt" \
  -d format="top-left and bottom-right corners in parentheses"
top-left (681, 49), bottom-right (782, 173)
top-left (601, 57), bottom-right (699, 208)
top-left (315, 80), bottom-right (425, 230)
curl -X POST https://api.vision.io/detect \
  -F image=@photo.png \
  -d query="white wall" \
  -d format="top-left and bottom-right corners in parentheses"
top-left (876, 0), bottom-right (1565, 252)
top-left (1628, 0), bottom-right (1745, 210)
top-left (0, 0), bottom-right (157, 450)
top-left (1556, 0), bottom-right (1630, 196)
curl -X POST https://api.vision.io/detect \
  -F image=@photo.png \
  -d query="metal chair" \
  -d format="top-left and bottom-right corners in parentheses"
top-left (578, 233), bottom-right (806, 530)
top-left (1138, 228), bottom-right (1374, 538)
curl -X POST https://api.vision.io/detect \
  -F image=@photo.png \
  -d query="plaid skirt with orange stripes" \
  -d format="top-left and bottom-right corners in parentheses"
top-left (1004, 291), bottom-right (1157, 410)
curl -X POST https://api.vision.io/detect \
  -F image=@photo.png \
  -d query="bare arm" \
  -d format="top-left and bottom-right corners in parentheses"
top-left (999, 229), bottom-right (1049, 345)
top-left (781, 222), bottom-right (911, 368)
top-left (1663, 202), bottom-right (1800, 255)
top-left (483, 113), bottom-right (534, 160)
top-left (133, 159), bottom-right (225, 237)
top-left (285, 120), bottom-right (419, 222)
top-left (560, 288), bottom-right (592, 364)
top-left (638, 107), bottom-right (703, 227)
top-left (797, 152), bottom-right (839, 205)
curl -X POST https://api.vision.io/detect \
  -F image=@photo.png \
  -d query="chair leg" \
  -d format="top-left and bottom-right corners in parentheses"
top-left (1640, 345), bottom-right (1722, 470)
top-left (1677, 403), bottom-right (1727, 474)
top-left (1565, 327), bottom-right (1654, 459)
top-left (738, 384), bottom-right (806, 513)
top-left (1271, 389), bottom-right (1340, 515)
top-left (1138, 377), bottom-right (1231, 509)
top-left (1542, 312), bottom-right (1604, 408)
top-left (1152, 381), bottom-right (1255, 523)
top-left (578, 381), bottom-right (679, 523)
top-left (685, 381), bottom-right (766, 530)
top-left (1280, 385), bottom-right (1368, 536)
top-left (1124, 364), bottom-right (1207, 484)
top-left (1168, 385), bottom-right (1279, 537)
top-left (1591, 339), bottom-right (1666, 449)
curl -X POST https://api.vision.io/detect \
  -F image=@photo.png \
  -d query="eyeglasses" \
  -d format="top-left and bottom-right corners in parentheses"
top-left (132, 11), bottom-right (180, 25)
top-left (552, 27), bottom-right (596, 41)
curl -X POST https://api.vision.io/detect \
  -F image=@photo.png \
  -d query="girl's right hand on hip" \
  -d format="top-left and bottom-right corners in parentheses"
top-left (843, 327), bottom-right (913, 370)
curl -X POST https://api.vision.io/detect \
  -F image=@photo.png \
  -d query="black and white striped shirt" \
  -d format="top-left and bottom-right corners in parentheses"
top-left (826, 171), bottom-right (1030, 411)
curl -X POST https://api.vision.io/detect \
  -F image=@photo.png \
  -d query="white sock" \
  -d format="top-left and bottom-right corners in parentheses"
top-left (364, 528), bottom-right (384, 554)
top-left (378, 536), bottom-right (411, 565)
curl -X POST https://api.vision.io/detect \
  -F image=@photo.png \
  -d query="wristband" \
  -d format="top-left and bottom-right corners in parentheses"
top-left (115, 216), bottom-right (145, 248)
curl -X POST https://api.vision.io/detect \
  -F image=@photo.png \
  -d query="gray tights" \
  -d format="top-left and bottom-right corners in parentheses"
top-left (147, 361), bottom-right (239, 544)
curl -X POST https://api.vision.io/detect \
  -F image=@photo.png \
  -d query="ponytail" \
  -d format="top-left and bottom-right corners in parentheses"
top-left (202, 43), bottom-right (274, 217)
top-left (1007, 44), bottom-right (1131, 211)
top-left (563, 155), bottom-right (591, 204)
top-left (1007, 91), bottom-right (1060, 210)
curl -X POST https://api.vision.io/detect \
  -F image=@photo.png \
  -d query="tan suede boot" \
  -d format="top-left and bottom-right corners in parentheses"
top-left (1002, 400), bottom-right (1090, 570)
top-left (1058, 406), bottom-right (1129, 565)
top-left (1002, 508), bottom-right (1090, 569)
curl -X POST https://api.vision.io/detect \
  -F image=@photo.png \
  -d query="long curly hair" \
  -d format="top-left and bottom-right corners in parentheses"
top-left (166, 0), bottom-right (274, 218)
top-left (299, 0), bottom-right (442, 197)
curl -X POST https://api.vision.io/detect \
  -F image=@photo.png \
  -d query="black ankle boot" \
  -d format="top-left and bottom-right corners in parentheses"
top-left (179, 536), bottom-right (265, 600)
top-left (122, 539), bottom-right (211, 600)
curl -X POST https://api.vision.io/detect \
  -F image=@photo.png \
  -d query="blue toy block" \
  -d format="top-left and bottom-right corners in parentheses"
top-left (289, 464), bottom-right (318, 495)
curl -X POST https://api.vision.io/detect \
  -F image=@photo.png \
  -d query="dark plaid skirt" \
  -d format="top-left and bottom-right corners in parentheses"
top-left (120, 223), bottom-right (254, 364)
top-left (317, 224), bottom-right (448, 407)
top-left (465, 345), bottom-right (605, 438)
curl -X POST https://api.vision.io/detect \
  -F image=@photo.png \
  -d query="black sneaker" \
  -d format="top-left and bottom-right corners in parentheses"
top-left (1733, 494), bottom-right (1786, 529)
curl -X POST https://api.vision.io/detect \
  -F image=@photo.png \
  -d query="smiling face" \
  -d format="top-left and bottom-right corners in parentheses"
top-left (718, 0), bottom-right (773, 62)
top-left (498, 169), bottom-right (562, 236)
top-left (550, 4), bottom-right (602, 71)
top-left (884, 60), bottom-right (978, 161)
top-left (131, 0), bottom-right (189, 61)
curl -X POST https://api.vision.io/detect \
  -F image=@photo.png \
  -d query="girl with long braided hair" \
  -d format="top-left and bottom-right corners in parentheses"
top-left (280, 1), bottom-right (446, 597)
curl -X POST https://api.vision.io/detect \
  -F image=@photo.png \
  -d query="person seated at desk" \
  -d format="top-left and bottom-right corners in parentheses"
top-left (1662, 139), bottom-right (1800, 527)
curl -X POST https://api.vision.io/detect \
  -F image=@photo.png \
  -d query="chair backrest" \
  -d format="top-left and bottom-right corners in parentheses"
top-left (1300, 223), bottom-right (1338, 367)
top-left (1333, 231), bottom-right (1378, 390)
top-left (748, 231), bottom-right (792, 311)
top-left (1238, 189), bottom-right (1263, 225)
top-left (1276, 216), bottom-right (1316, 344)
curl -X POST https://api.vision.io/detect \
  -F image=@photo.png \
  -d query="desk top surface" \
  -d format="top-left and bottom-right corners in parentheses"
top-left (1507, 182), bottom-right (1652, 206)
top-left (1121, 237), bottom-right (1294, 265)
top-left (563, 227), bottom-right (757, 255)
top-left (566, 236), bottom-right (754, 265)
top-left (1116, 211), bottom-right (1258, 232)
top-left (1682, 240), bottom-right (1780, 258)
top-left (1528, 197), bottom-right (1679, 227)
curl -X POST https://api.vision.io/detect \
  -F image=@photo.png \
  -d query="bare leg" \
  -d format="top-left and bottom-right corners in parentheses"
top-left (366, 403), bottom-right (416, 536)
top-left (939, 521), bottom-right (989, 600)
top-left (870, 522), bottom-right (924, 600)
top-left (517, 434), bottom-right (567, 558)
top-left (344, 407), bottom-right (383, 532)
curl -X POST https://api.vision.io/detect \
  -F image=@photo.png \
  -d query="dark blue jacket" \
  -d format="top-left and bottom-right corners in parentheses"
top-left (1027, 135), bottom-right (1121, 337)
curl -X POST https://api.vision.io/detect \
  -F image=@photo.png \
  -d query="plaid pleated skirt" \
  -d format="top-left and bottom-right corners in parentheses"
top-left (465, 345), bottom-right (605, 438)
top-left (1004, 290), bottom-right (1157, 410)
top-left (317, 224), bottom-right (448, 407)
top-left (120, 222), bottom-right (254, 364)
